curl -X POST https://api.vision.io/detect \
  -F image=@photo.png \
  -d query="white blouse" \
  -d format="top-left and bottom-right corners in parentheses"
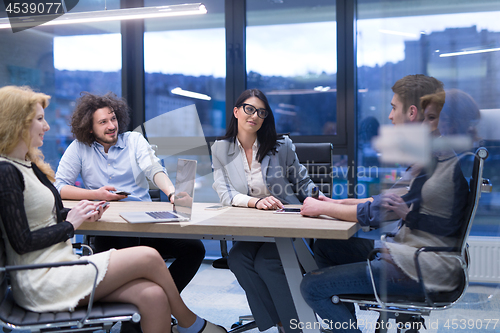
top-left (231, 138), bottom-right (271, 207)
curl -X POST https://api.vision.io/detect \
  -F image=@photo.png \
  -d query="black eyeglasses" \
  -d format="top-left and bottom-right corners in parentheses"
top-left (240, 103), bottom-right (268, 119)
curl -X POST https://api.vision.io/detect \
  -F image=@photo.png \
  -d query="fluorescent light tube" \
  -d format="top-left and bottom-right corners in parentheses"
top-left (439, 47), bottom-right (500, 58)
top-left (0, 3), bottom-right (206, 30)
top-left (171, 87), bottom-right (211, 101)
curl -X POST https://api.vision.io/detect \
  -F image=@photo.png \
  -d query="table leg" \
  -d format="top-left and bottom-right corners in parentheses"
top-left (292, 238), bottom-right (318, 273)
top-left (275, 237), bottom-right (320, 333)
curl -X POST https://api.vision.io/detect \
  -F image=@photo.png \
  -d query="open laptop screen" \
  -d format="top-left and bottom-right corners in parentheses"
top-left (173, 159), bottom-right (197, 219)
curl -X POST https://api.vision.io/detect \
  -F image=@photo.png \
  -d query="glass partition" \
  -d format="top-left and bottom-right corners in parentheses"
top-left (356, 0), bottom-right (500, 235)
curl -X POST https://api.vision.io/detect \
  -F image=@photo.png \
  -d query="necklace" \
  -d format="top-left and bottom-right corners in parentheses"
top-left (0, 155), bottom-right (32, 168)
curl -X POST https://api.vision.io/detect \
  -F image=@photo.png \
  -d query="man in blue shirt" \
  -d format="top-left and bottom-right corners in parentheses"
top-left (55, 93), bottom-right (205, 332)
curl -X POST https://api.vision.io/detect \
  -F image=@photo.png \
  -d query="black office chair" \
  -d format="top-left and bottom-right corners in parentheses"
top-left (149, 188), bottom-right (162, 202)
top-left (292, 142), bottom-right (334, 263)
top-left (293, 142), bottom-right (334, 198)
top-left (212, 142), bottom-right (334, 332)
top-left (0, 237), bottom-right (140, 333)
top-left (330, 147), bottom-right (492, 333)
top-left (148, 144), bottom-right (163, 202)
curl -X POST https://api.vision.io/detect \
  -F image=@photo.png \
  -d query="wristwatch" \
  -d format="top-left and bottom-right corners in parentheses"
top-left (168, 192), bottom-right (174, 201)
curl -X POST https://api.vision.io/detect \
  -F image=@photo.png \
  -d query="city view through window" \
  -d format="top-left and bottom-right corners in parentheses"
top-left (0, 2), bottom-right (498, 236)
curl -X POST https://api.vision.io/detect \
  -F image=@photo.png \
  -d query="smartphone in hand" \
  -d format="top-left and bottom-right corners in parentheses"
top-left (274, 207), bottom-right (301, 214)
top-left (112, 190), bottom-right (130, 196)
top-left (98, 202), bottom-right (110, 210)
top-left (87, 202), bottom-right (109, 215)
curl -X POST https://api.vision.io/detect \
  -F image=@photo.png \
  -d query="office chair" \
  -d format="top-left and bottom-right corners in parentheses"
top-left (212, 141), bottom-right (334, 332)
top-left (330, 147), bottom-right (492, 333)
top-left (148, 144), bottom-right (163, 202)
top-left (0, 238), bottom-right (140, 333)
top-left (293, 142), bottom-right (334, 198)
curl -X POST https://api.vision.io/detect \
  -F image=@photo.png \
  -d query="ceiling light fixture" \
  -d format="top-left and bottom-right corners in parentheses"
top-left (171, 87), bottom-right (211, 101)
top-left (0, 3), bottom-right (206, 30)
top-left (439, 47), bottom-right (500, 58)
top-left (313, 86), bottom-right (331, 92)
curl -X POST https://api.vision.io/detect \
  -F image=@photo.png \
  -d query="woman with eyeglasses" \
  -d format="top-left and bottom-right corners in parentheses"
top-left (212, 89), bottom-right (318, 333)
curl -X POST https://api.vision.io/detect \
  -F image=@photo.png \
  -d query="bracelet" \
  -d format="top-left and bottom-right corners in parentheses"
top-left (168, 192), bottom-right (174, 201)
top-left (255, 198), bottom-right (264, 209)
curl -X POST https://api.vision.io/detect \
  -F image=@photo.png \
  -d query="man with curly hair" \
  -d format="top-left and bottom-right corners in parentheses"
top-left (55, 92), bottom-right (206, 332)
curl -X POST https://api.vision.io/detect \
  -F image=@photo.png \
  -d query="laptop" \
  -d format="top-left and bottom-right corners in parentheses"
top-left (120, 159), bottom-right (197, 223)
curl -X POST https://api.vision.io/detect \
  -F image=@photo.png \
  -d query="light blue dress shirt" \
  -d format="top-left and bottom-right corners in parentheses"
top-left (55, 132), bottom-right (167, 202)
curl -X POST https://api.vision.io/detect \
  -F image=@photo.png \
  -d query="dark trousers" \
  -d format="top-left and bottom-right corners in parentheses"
top-left (94, 236), bottom-right (205, 292)
top-left (227, 241), bottom-right (299, 333)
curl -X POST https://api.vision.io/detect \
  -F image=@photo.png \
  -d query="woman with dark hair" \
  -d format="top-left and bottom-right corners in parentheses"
top-left (212, 89), bottom-right (318, 333)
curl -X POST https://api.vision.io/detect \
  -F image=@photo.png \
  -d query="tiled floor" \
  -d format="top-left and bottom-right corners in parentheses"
top-left (179, 262), bottom-right (500, 333)
top-left (6, 262), bottom-right (499, 333)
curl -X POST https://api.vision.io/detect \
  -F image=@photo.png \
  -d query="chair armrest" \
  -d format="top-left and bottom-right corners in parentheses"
top-left (72, 243), bottom-right (94, 256)
top-left (366, 246), bottom-right (465, 308)
top-left (2, 259), bottom-right (91, 272)
top-left (2, 259), bottom-right (99, 328)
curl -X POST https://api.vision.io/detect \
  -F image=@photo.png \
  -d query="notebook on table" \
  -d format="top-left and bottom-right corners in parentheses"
top-left (120, 159), bottom-right (197, 223)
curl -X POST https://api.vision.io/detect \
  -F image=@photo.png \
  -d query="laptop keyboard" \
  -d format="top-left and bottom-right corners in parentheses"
top-left (146, 211), bottom-right (178, 219)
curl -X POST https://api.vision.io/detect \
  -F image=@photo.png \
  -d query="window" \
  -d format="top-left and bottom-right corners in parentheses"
top-left (143, 0), bottom-right (225, 203)
top-left (0, 1), bottom-right (122, 171)
top-left (246, 0), bottom-right (337, 137)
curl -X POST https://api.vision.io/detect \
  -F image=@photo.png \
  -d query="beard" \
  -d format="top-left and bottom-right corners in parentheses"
top-left (95, 131), bottom-right (118, 146)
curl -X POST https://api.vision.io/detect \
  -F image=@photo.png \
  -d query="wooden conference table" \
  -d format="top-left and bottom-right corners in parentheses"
top-left (64, 200), bottom-right (359, 333)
